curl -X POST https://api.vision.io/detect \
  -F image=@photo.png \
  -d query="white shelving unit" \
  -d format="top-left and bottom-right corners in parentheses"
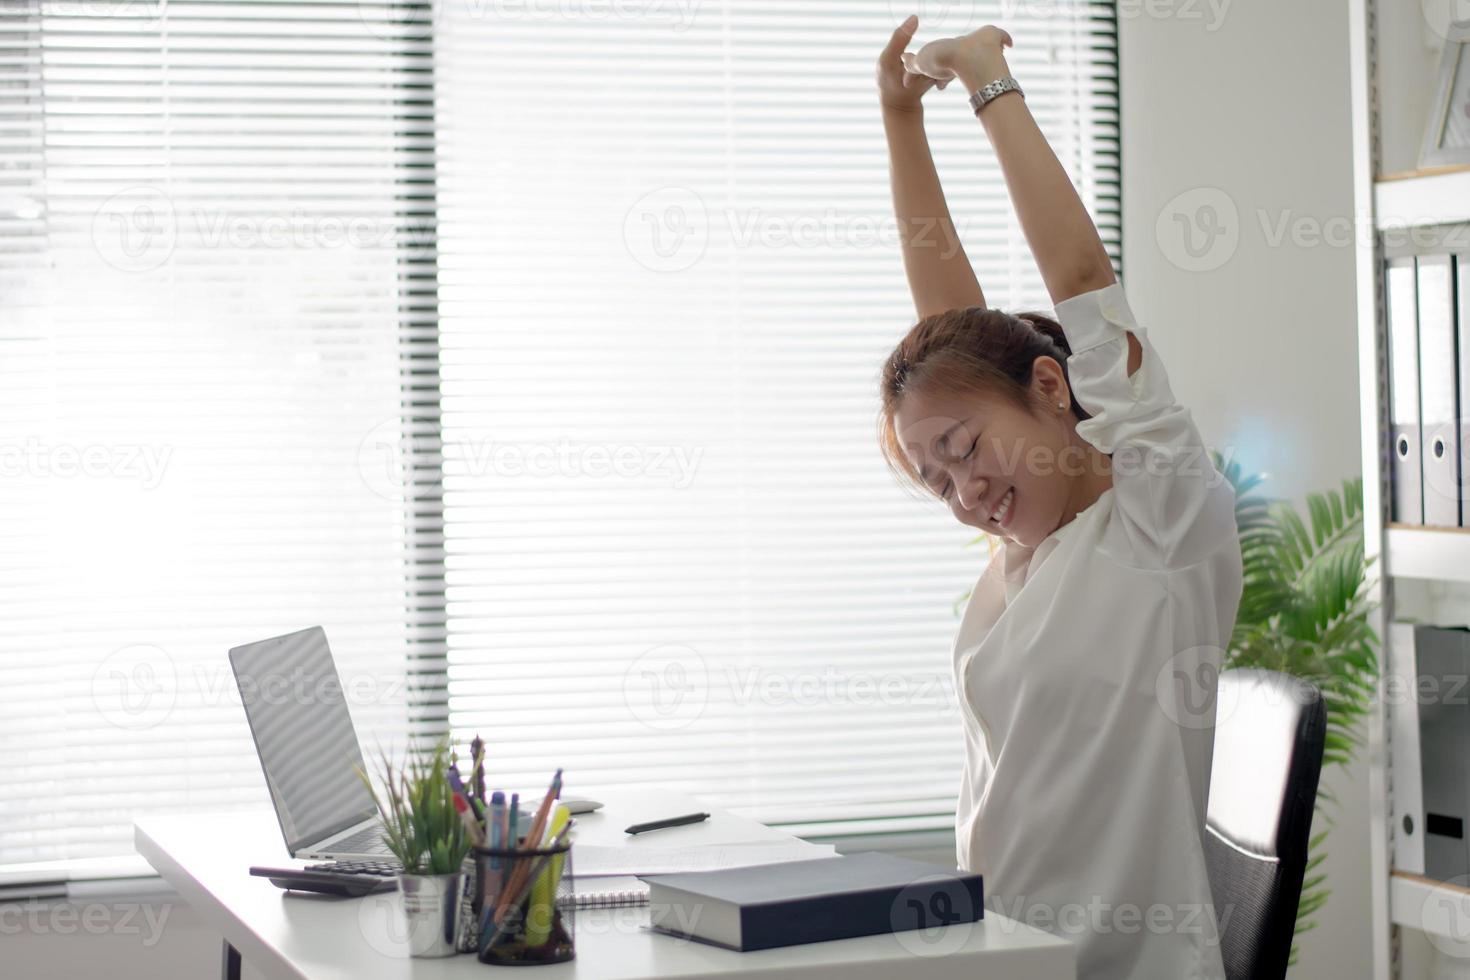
top-left (1385, 526), bottom-right (1470, 584)
top-left (1350, 0), bottom-right (1470, 976)
top-left (1375, 169), bottom-right (1470, 231)
top-left (1391, 872), bottom-right (1470, 940)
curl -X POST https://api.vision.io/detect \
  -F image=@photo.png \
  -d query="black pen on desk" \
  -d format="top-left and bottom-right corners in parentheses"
top-left (624, 811), bottom-right (710, 835)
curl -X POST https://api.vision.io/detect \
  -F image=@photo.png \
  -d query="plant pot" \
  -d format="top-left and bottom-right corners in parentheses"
top-left (397, 871), bottom-right (465, 957)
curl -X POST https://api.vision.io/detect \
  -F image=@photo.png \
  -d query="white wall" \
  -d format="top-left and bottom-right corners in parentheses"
top-left (1117, 0), bottom-right (1370, 978)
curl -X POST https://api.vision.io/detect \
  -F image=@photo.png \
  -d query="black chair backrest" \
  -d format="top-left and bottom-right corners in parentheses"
top-left (1203, 668), bottom-right (1326, 980)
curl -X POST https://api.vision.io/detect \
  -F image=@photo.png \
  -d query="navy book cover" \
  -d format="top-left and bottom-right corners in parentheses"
top-left (642, 852), bottom-right (984, 952)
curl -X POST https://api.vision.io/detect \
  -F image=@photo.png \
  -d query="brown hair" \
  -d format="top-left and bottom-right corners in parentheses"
top-left (877, 306), bottom-right (1089, 496)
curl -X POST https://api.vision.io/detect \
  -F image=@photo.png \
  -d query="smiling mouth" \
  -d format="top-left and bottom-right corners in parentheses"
top-left (989, 486), bottom-right (1015, 528)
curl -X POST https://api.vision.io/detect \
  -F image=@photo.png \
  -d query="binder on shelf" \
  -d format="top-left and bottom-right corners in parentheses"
top-left (1459, 254), bottom-right (1470, 529)
top-left (1388, 622), bottom-right (1424, 876)
top-left (1418, 255), bottom-right (1459, 527)
top-left (1416, 625), bottom-right (1470, 884)
top-left (1387, 257), bottom-right (1423, 525)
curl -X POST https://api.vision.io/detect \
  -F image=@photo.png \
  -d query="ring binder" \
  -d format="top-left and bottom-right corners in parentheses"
top-left (1417, 255), bottom-right (1459, 526)
top-left (1459, 254), bottom-right (1470, 529)
top-left (1387, 257), bottom-right (1424, 524)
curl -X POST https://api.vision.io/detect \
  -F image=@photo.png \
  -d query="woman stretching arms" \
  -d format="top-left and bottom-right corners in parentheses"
top-left (875, 18), bottom-right (1243, 980)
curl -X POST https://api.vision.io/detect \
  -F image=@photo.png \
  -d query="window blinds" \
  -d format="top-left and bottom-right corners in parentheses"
top-left (0, 0), bottom-right (1117, 869)
top-left (432, 1), bottom-right (1119, 836)
top-left (0, 0), bottom-right (438, 866)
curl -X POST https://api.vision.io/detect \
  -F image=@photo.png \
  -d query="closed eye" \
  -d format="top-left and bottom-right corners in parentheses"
top-left (939, 437), bottom-right (979, 503)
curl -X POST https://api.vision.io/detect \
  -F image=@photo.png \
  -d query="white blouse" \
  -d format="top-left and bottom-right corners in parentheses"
top-left (952, 280), bottom-right (1243, 980)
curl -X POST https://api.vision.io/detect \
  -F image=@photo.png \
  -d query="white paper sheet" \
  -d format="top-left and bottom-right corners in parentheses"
top-left (571, 840), bottom-right (838, 877)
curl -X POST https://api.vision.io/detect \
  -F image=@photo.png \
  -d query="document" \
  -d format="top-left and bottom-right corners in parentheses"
top-left (571, 839), bottom-right (837, 877)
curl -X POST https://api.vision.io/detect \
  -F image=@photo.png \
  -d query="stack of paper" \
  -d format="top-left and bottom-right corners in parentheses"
top-left (572, 839), bottom-right (837, 877)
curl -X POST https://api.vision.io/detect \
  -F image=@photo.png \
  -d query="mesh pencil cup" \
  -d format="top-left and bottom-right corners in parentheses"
top-left (472, 841), bottom-right (575, 965)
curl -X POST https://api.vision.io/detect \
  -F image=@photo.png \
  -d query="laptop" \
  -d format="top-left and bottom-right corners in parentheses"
top-left (229, 626), bottom-right (395, 862)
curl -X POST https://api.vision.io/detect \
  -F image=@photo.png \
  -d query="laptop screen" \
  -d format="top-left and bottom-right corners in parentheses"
top-left (229, 626), bottom-right (377, 853)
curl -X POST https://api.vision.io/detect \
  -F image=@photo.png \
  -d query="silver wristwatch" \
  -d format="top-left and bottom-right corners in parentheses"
top-left (969, 76), bottom-right (1024, 115)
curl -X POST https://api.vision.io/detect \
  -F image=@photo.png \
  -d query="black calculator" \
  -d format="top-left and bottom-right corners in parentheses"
top-left (250, 860), bottom-right (401, 897)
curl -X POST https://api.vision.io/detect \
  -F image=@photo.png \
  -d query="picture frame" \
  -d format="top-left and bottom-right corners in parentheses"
top-left (1420, 19), bottom-right (1470, 168)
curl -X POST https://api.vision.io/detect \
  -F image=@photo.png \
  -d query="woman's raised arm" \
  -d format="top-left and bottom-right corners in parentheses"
top-left (877, 16), bottom-right (985, 319)
top-left (908, 27), bottom-right (1116, 308)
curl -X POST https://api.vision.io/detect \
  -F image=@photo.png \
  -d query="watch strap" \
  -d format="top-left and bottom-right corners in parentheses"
top-left (969, 76), bottom-right (1024, 115)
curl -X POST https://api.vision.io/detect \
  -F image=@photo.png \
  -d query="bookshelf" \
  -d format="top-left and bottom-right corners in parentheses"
top-left (1375, 167), bottom-right (1470, 231)
top-left (1351, 0), bottom-right (1470, 976)
top-left (1390, 871), bottom-right (1470, 943)
top-left (1386, 525), bottom-right (1470, 584)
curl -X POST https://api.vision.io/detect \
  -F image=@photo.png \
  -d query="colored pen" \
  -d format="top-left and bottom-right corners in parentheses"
top-left (524, 804), bottom-right (571, 947)
top-left (476, 902), bottom-right (498, 958)
top-left (508, 792), bottom-right (519, 848)
top-left (453, 794), bottom-right (485, 847)
top-left (625, 812), bottom-right (710, 835)
top-left (485, 790), bottom-right (506, 904)
top-left (488, 791), bottom-right (505, 852)
top-left (521, 769), bottom-right (562, 852)
top-left (447, 766), bottom-right (484, 821)
top-left (470, 735), bottom-right (486, 806)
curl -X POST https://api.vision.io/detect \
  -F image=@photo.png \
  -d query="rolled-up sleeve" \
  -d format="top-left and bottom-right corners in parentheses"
top-left (1052, 280), bottom-right (1238, 569)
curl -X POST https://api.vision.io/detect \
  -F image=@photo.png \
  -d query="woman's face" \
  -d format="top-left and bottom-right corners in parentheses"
top-left (892, 370), bottom-right (1086, 549)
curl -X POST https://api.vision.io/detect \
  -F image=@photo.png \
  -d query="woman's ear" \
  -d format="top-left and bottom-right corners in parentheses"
top-left (1029, 354), bottom-right (1070, 411)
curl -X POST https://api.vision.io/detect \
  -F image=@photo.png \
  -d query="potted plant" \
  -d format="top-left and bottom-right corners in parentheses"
top-left (356, 736), bottom-right (472, 957)
top-left (1214, 453), bottom-right (1378, 966)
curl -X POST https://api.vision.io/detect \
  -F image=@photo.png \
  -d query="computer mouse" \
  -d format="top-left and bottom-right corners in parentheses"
top-left (560, 797), bottom-right (604, 814)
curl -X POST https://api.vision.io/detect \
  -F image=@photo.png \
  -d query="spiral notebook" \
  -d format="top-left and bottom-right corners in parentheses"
top-left (560, 840), bottom-right (837, 908)
top-left (562, 875), bottom-right (650, 908)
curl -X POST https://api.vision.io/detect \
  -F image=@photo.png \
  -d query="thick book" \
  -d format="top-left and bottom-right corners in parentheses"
top-left (642, 852), bottom-right (983, 952)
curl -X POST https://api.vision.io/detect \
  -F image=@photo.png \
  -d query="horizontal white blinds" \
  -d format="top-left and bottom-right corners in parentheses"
top-left (0, 0), bottom-right (434, 866)
top-left (0, 0), bottom-right (1118, 867)
top-left (434, 2), bottom-right (1119, 835)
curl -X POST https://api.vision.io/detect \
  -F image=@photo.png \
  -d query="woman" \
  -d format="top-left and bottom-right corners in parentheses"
top-left (875, 18), bottom-right (1243, 980)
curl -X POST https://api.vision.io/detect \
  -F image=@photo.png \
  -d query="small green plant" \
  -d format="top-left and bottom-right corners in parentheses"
top-left (355, 736), bottom-right (470, 876)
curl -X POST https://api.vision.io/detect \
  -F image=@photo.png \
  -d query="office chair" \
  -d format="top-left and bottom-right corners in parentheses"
top-left (1203, 668), bottom-right (1326, 980)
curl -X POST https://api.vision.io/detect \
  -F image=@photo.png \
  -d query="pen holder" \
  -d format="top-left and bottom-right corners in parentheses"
top-left (472, 842), bottom-right (576, 966)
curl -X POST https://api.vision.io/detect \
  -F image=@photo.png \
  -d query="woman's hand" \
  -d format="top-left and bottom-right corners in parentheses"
top-left (903, 25), bottom-right (1014, 92)
top-left (876, 15), bottom-right (946, 114)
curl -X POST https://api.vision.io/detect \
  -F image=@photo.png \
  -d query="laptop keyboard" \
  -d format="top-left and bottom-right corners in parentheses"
top-left (305, 859), bottom-right (401, 877)
top-left (331, 826), bottom-right (392, 855)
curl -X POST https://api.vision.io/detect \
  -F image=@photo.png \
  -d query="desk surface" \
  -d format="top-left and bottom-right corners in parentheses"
top-left (135, 790), bottom-right (1075, 980)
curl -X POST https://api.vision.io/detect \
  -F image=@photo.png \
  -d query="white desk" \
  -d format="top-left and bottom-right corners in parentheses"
top-left (135, 790), bottom-right (1075, 980)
